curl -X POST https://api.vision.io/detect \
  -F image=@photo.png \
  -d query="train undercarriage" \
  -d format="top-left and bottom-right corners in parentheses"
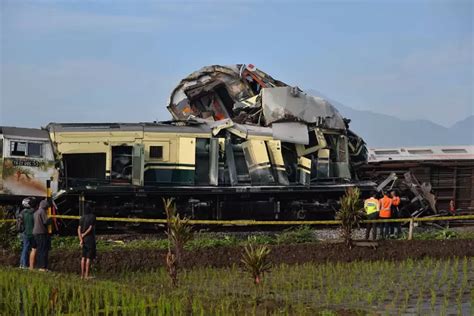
top-left (53, 181), bottom-right (375, 232)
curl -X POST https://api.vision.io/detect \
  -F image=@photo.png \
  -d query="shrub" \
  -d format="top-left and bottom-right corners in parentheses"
top-left (163, 198), bottom-right (193, 287)
top-left (276, 225), bottom-right (314, 244)
top-left (0, 206), bottom-right (16, 250)
top-left (336, 187), bottom-right (364, 248)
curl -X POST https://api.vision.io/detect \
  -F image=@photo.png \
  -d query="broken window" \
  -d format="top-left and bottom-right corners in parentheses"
top-left (111, 146), bottom-right (132, 181)
top-left (10, 141), bottom-right (27, 156)
top-left (149, 146), bottom-right (163, 159)
top-left (9, 141), bottom-right (43, 157)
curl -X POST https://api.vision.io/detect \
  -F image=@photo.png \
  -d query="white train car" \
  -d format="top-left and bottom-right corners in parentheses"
top-left (0, 126), bottom-right (58, 204)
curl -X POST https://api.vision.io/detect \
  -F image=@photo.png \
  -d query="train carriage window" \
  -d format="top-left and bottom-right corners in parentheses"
top-left (10, 141), bottom-right (26, 156)
top-left (10, 141), bottom-right (43, 157)
top-left (149, 146), bottom-right (163, 159)
top-left (27, 143), bottom-right (42, 157)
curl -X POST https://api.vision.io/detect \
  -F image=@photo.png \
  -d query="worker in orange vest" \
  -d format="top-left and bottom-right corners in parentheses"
top-left (390, 190), bottom-right (402, 238)
top-left (449, 200), bottom-right (456, 215)
top-left (379, 191), bottom-right (392, 239)
top-left (364, 192), bottom-right (380, 240)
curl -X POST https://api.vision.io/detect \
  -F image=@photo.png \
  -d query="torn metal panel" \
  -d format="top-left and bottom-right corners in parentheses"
top-left (266, 140), bottom-right (290, 185)
top-left (333, 163), bottom-right (351, 179)
top-left (404, 172), bottom-right (437, 213)
top-left (272, 122), bottom-right (309, 145)
top-left (228, 123), bottom-right (273, 140)
top-left (169, 64), bottom-right (272, 122)
top-left (209, 138), bottom-right (219, 186)
top-left (296, 128), bottom-right (326, 156)
top-left (260, 87), bottom-right (346, 129)
top-left (224, 135), bottom-right (239, 186)
top-left (297, 156), bottom-right (311, 185)
top-left (241, 139), bottom-right (275, 185)
top-left (376, 172), bottom-right (398, 192)
top-left (316, 149), bottom-right (330, 179)
top-left (347, 128), bottom-right (368, 167)
top-left (208, 118), bottom-right (234, 136)
top-left (233, 95), bottom-right (259, 112)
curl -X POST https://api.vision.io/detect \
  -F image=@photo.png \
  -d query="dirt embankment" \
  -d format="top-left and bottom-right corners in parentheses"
top-left (1, 239), bottom-right (473, 274)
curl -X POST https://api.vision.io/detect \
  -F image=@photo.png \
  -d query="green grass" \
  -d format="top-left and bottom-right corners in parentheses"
top-left (413, 228), bottom-right (474, 240)
top-left (6, 225), bottom-right (474, 252)
top-left (8, 226), bottom-right (318, 252)
top-left (1, 258), bottom-right (472, 315)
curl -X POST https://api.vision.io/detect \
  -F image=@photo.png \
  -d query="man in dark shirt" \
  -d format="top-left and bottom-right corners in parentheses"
top-left (33, 200), bottom-right (52, 271)
top-left (78, 205), bottom-right (96, 279)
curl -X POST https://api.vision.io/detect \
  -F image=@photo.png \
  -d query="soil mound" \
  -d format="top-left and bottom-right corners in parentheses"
top-left (1, 239), bottom-right (472, 274)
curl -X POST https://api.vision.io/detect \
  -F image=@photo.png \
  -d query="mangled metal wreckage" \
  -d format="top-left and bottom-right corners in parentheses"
top-left (50, 64), bottom-right (375, 222)
top-left (168, 64), bottom-right (368, 187)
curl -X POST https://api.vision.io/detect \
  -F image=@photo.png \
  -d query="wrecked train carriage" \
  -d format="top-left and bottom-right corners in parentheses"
top-left (362, 146), bottom-right (474, 213)
top-left (48, 121), bottom-right (375, 221)
top-left (48, 64), bottom-right (373, 222)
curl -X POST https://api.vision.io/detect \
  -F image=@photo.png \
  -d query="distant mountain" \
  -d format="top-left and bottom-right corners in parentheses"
top-left (305, 89), bottom-right (473, 147)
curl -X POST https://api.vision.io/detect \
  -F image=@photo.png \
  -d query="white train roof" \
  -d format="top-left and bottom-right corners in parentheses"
top-left (368, 146), bottom-right (474, 162)
top-left (0, 126), bottom-right (50, 140)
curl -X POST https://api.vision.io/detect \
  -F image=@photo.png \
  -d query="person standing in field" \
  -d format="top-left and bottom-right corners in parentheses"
top-left (18, 197), bottom-right (36, 269)
top-left (378, 191), bottom-right (392, 239)
top-left (33, 200), bottom-right (52, 271)
top-left (78, 205), bottom-right (96, 279)
top-left (364, 192), bottom-right (379, 240)
top-left (390, 190), bottom-right (401, 238)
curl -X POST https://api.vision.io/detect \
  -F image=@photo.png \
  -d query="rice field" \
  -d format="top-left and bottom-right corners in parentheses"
top-left (1, 257), bottom-right (473, 315)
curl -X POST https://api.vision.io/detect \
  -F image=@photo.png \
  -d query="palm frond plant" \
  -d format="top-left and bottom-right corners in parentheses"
top-left (241, 243), bottom-right (272, 285)
top-left (336, 187), bottom-right (364, 248)
top-left (163, 197), bottom-right (193, 287)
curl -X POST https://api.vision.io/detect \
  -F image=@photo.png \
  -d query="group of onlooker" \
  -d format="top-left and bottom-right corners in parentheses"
top-left (17, 198), bottom-right (96, 279)
top-left (364, 190), bottom-right (402, 240)
top-left (17, 197), bottom-right (52, 271)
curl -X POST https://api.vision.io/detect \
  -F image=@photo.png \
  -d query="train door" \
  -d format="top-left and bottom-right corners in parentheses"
top-left (194, 138), bottom-right (219, 186)
top-left (131, 144), bottom-right (144, 186)
top-left (111, 146), bottom-right (133, 183)
top-left (111, 145), bottom-right (144, 185)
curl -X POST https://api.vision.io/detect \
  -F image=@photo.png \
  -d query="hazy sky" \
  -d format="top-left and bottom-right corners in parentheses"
top-left (1, 0), bottom-right (472, 128)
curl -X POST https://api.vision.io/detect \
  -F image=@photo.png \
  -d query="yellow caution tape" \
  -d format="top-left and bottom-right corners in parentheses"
top-left (1, 214), bottom-right (473, 225)
top-left (0, 219), bottom-right (16, 223)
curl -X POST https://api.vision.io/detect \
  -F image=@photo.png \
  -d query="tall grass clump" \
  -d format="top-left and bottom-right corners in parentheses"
top-left (0, 206), bottom-right (16, 250)
top-left (336, 187), bottom-right (364, 248)
top-left (163, 197), bottom-right (193, 287)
